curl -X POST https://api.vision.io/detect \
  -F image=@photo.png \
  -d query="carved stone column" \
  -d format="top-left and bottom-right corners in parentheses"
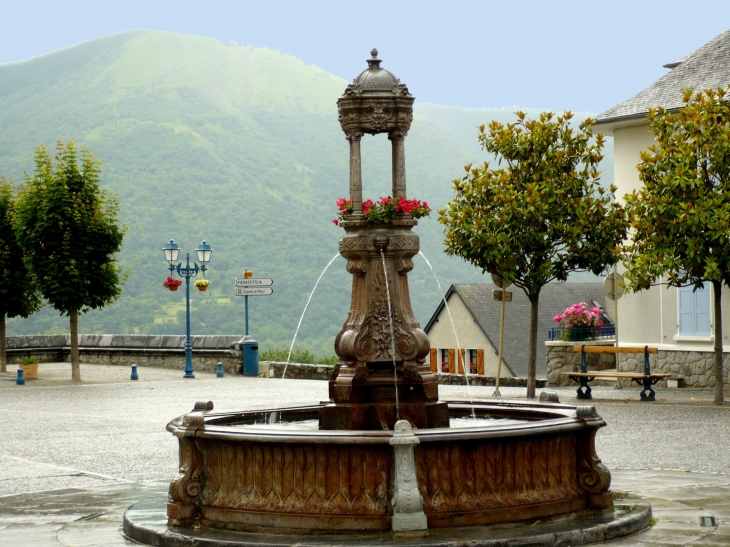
top-left (348, 131), bottom-right (363, 216)
top-left (390, 131), bottom-right (407, 200)
top-left (390, 420), bottom-right (428, 531)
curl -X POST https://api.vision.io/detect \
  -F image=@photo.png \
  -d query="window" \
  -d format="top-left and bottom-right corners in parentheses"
top-left (678, 283), bottom-right (711, 336)
top-left (440, 348), bottom-right (449, 372)
top-left (468, 349), bottom-right (478, 374)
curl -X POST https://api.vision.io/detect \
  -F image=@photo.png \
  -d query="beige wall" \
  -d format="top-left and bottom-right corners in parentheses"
top-left (611, 123), bottom-right (730, 352)
top-left (613, 123), bottom-right (655, 202)
top-left (426, 292), bottom-right (512, 378)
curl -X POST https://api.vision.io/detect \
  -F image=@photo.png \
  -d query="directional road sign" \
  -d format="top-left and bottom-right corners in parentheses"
top-left (236, 287), bottom-right (273, 296)
top-left (235, 278), bottom-right (273, 287)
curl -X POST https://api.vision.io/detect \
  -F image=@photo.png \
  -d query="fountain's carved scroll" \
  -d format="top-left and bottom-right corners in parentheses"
top-left (320, 50), bottom-right (448, 431)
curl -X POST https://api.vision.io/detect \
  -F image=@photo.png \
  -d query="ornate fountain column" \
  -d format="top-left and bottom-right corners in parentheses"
top-left (319, 50), bottom-right (448, 431)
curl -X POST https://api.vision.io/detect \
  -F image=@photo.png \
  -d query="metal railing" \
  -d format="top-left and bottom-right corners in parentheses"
top-left (547, 324), bottom-right (615, 342)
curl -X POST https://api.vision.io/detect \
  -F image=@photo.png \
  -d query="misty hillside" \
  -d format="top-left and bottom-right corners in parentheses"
top-left (0, 31), bottom-right (611, 358)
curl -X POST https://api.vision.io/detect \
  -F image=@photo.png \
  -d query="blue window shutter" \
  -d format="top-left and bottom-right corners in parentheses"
top-left (678, 283), bottom-right (711, 336)
top-left (694, 284), bottom-right (711, 336)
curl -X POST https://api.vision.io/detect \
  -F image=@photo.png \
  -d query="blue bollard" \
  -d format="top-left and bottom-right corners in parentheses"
top-left (216, 362), bottom-right (224, 378)
top-left (16, 368), bottom-right (25, 385)
top-left (131, 364), bottom-right (139, 381)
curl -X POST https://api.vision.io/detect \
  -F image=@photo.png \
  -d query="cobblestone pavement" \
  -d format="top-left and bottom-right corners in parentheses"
top-left (1, 363), bottom-right (729, 546)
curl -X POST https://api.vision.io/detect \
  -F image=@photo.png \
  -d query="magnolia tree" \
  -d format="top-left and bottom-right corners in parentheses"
top-left (623, 87), bottom-right (730, 405)
top-left (0, 178), bottom-right (41, 371)
top-left (439, 112), bottom-right (627, 398)
top-left (14, 141), bottom-right (126, 381)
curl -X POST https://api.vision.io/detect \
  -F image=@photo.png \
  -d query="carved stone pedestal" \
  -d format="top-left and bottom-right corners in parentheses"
top-left (319, 220), bottom-right (448, 431)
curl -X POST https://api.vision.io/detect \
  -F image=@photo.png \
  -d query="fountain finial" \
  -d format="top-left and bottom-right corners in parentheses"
top-left (367, 48), bottom-right (381, 69)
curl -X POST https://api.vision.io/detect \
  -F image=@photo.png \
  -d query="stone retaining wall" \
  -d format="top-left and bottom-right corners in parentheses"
top-left (545, 341), bottom-right (730, 388)
top-left (621, 350), bottom-right (730, 388)
top-left (4, 335), bottom-right (244, 374)
top-left (546, 341), bottom-right (616, 387)
top-left (261, 361), bottom-right (545, 387)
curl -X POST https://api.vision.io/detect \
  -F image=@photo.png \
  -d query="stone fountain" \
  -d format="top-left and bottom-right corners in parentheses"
top-left (123, 51), bottom-right (650, 547)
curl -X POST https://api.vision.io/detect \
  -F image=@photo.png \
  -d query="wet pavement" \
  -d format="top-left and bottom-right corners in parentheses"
top-left (1, 362), bottom-right (729, 546)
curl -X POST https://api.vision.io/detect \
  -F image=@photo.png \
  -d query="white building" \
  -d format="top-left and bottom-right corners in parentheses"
top-left (594, 30), bottom-right (730, 386)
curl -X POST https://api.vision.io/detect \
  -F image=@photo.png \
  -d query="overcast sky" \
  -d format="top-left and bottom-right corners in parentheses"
top-left (1, 0), bottom-right (729, 113)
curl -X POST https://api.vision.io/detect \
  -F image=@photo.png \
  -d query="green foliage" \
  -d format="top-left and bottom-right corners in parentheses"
top-left (259, 347), bottom-right (337, 364)
top-left (440, 112), bottom-right (625, 295)
top-left (623, 87), bottom-right (730, 291)
top-left (259, 347), bottom-right (313, 363)
top-left (622, 87), bottom-right (730, 405)
top-left (0, 177), bottom-right (41, 319)
top-left (439, 112), bottom-right (626, 394)
top-left (19, 356), bottom-right (39, 365)
top-left (14, 141), bottom-right (126, 315)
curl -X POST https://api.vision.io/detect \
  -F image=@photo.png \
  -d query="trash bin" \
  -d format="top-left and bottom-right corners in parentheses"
top-left (243, 339), bottom-right (259, 376)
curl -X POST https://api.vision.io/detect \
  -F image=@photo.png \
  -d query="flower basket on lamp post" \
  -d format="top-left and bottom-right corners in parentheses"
top-left (194, 279), bottom-right (211, 292)
top-left (163, 276), bottom-right (182, 292)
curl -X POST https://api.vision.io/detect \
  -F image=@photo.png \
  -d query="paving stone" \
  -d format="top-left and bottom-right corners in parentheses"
top-left (1, 365), bottom-right (730, 545)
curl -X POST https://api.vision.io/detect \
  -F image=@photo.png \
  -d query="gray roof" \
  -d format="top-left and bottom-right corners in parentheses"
top-left (424, 283), bottom-right (609, 378)
top-left (595, 30), bottom-right (730, 125)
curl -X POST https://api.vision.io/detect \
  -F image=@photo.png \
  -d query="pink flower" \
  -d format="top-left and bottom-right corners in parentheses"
top-left (333, 219), bottom-right (339, 226)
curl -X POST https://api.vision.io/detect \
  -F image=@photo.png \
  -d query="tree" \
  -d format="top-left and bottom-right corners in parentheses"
top-left (439, 112), bottom-right (627, 398)
top-left (0, 177), bottom-right (42, 372)
top-left (14, 141), bottom-right (126, 381)
top-left (623, 87), bottom-right (730, 405)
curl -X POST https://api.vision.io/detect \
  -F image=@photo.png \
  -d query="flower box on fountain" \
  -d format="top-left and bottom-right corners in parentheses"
top-left (333, 196), bottom-right (431, 226)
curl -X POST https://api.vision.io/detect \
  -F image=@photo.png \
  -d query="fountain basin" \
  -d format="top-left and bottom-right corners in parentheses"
top-left (166, 400), bottom-right (613, 533)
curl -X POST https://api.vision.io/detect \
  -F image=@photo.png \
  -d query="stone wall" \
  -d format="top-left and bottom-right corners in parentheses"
top-left (4, 335), bottom-right (244, 374)
top-left (545, 341), bottom-right (730, 388)
top-left (620, 350), bottom-right (730, 388)
top-left (261, 361), bottom-right (545, 387)
top-left (545, 341), bottom-right (616, 387)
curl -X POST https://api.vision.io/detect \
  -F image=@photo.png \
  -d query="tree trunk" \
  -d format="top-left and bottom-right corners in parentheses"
top-left (712, 280), bottom-right (724, 405)
top-left (0, 315), bottom-right (6, 373)
top-left (70, 309), bottom-right (81, 381)
top-left (527, 291), bottom-right (540, 399)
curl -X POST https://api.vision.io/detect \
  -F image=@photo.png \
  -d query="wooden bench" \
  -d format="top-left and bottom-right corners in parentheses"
top-left (560, 345), bottom-right (671, 402)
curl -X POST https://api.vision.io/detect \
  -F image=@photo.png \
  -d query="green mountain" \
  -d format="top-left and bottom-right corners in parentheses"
top-left (0, 31), bottom-right (611, 359)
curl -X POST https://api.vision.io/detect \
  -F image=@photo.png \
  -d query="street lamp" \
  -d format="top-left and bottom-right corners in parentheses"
top-left (163, 239), bottom-right (212, 379)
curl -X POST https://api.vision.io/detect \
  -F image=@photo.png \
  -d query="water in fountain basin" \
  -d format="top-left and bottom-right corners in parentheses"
top-left (271, 252), bottom-right (341, 417)
top-left (418, 251), bottom-right (476, 419)
top-left (234, 416), bottom-right (529, 431)
top-left (380, 250), bottom-right (400, 421)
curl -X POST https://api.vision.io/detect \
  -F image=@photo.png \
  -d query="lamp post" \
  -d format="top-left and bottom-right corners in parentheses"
top-left (163, 239), bottom-right (212, 379)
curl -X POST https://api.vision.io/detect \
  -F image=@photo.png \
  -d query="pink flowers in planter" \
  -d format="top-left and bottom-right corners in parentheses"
top-left (334, 196), bottom-right (431, 225)
top-left (553, 302), bottom-right (603, 329)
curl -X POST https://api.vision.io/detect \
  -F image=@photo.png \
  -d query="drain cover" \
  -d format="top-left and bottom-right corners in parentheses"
top-left (700, 516), bottom-right (717, 527)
